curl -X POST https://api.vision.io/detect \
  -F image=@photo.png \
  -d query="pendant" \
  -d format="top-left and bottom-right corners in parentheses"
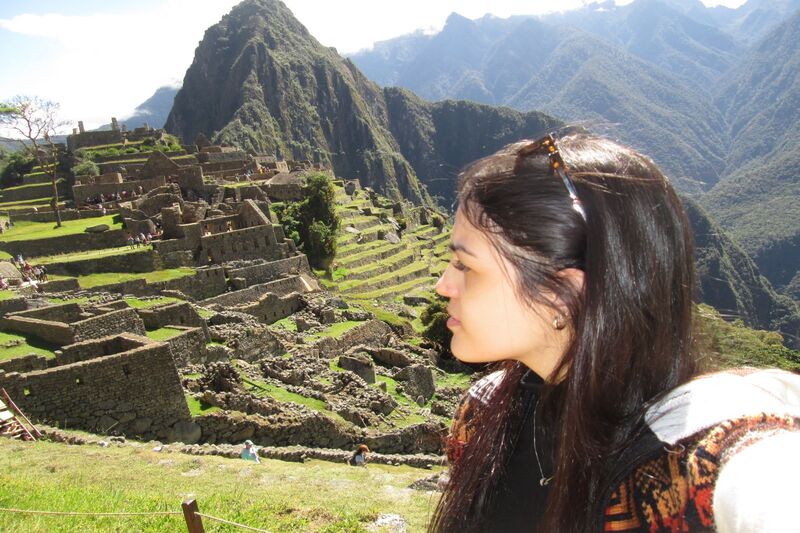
top-left (540, 476), bottom-right (553, 487)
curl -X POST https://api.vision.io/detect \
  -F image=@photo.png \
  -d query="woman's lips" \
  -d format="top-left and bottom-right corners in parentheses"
top-left (447, 316), bottom-right (461, 328)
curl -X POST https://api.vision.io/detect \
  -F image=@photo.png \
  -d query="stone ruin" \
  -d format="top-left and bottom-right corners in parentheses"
top-left (0, 126), bottom-right (465, 460)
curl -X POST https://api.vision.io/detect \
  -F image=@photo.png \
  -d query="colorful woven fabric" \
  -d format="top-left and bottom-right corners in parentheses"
top-left (603, 414), bottom-right (800, 532)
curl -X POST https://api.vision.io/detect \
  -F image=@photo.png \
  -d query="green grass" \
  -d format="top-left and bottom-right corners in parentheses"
top-left (0, 331), bottom-right (57, 363)
top-left (0, 178), bottom-right (64, 192)
top-left (144, 327), bottom-right (184, 341)
top-left (31, 245), bottom-right (152, 265)
top-left (374, 375), bottom-right (430, 427)
top-left (0, 215), bottom-right (123, 243)
top-left (195, 307), bottom-right (215, 319)
top-left (185, 394), bottom-right (221, 417)
top-left (434, 372), bottom-right (472, 390)
top-left (305, 321), bottom-right (362, 342)
top-left (349, 276), bottom-right (437, 300)
top-left (240, 375), bottom-right (347, 424)
top-left (0, 197), bottom-right (64, 208)
top-left (77, 267), bottom-right (194, 289)
top-left (339, 261), bottom-right (429, 292)
top-left (0, 439), bottom-right (439, 532)
top-left (272, 316), bottom-right (297, 332)
top-left (123, 296), bottom-right (180, 309)
top-left (0, 289), bottom-right (18, 301)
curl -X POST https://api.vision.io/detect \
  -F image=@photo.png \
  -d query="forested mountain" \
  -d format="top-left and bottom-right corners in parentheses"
top-left (703, 9), bottom-right (800, 294)
top-left (165, 0), bottom-right (561, 207)
top-left (352, 9), bottom-right (729, 193)
top-left (165, 0), bottom-right (432, 205)
top-left (163, 0), bottom-right (799, 344)
top-left (350, 0), bottom-right (800, 303)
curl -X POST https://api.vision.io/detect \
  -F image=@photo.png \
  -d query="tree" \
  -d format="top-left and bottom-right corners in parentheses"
top-left (272, 172), bottom-right (340, 268)
top-left (1, 96), bottom-right (68, 226)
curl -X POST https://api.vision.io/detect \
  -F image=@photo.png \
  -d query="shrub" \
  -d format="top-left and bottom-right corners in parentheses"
top-left (0, 151), bottom-right (34, 188)
top-left (272, 173), bottom-right (340, 268)
top-left (71, 159), bottom-right (99, 177)
top-left (420, 297), bottom-right (452, 357)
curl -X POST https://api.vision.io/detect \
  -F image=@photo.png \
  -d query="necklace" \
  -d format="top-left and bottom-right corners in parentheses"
top-left (532, 397), bottom-right (554, 487)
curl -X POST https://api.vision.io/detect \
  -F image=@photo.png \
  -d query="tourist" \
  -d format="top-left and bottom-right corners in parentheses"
top-left (0, 277), bottom-right (7, 289)
top-left (430, 131), bottom-right (800, 533)
top-left (348, 444), bottom-right (369, 467)
top-left (127, 234), bottom-right (135, 249)
top-left (240, 440), bottom-right (260, 463)
top-left (39, 265), bottom-right (47, 282)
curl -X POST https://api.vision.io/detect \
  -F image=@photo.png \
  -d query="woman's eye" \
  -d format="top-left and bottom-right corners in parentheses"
top-left (452, 259), bottom-right (469, 272)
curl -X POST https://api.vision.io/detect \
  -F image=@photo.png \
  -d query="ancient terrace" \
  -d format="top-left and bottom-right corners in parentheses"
top-left (0, 120), bottom-right (460, 461)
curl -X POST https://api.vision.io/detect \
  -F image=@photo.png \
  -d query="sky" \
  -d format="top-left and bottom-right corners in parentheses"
top-left (0, 0), bottom-right (748, 133)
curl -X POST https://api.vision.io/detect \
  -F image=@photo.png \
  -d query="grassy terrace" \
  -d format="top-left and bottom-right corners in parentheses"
top-left (0, 215), bottom-right (123, 243)
top-left (0, 438), bottom-right (439, 532)
top-left (145, 327), bottom-right (184, 342)
top-left (0, 178), bottom-right (65, 193)
top-left (31, 244), bottom-right (153, 265)
top-left (339, 261), bottom-right (429, 292)
top-left (76, 267), bottom-right (194, 289)
top-left (0, 331), bottom-right (56, 363)
top-left (305, 320), bottom-right (363, 342)
top-left (349, 276), bottom-right (437, 301)
top-left (123, 296), bottom-right (180, 309)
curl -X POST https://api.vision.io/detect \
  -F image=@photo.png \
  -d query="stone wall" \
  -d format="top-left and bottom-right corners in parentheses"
top-left (39, 278), bottom-right (81, 292)
top-left (0, 229), bottom-right (128, 258)
top-left (0, 297), bottom-right (27, 317)
top-left (56, 335), bottom-right (146, 366)
top-left (73, 177), bottom-right (166, 207)
top-left (44, 249), bottom-right (160, 277)
top-left (201, 276), bottom-right (305, 307)
top-left (0, 335), bottom-right (190, 439)
top-left (10, 208), bottom-right (108, 223)
top-left (1, 305), bottom-right (147, 346)
top-left (137, 302), bottom-right (209, 339)
top-left (234, 292), bottom-right (304, 324)
top-left (0, 181), bottom-right (68, 203)
top-left (72, 308), bottom-right (147, 343)
top-left (78, 266), bottom-right (225, 301)
top-left (67, 130), bottom-right (124, 151)
top-left (225, 255), bottom-right (311, 287)
top-left (315, 320), bottom-right (393, 359)
top-left (261, 182), bottom-right (304, 202)
top-left (0, 354), bottom-right (48, 373)
top-left (163, 326), bottom-right (208, 367)
top-left (199, 225), bottom-right (286, 264)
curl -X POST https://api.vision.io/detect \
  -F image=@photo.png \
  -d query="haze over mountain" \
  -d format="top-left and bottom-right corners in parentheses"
top-left (350, 0), bottom-right (800, 303)
top-left (163, 0), bottom-right (799, 345)
top-left (98, 85), bottom-right (179, 131)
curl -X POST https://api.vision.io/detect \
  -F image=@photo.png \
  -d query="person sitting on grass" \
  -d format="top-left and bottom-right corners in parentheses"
top-left (240, 440), bottom-right (260, 463)
top-left (348, 444), bottom-right (370, 467)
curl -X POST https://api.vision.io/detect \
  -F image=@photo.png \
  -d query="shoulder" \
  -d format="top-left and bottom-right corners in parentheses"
top-left (605, 369), bottom-right (800, 532)
top-left (645, 368), bottom-right (800, 445)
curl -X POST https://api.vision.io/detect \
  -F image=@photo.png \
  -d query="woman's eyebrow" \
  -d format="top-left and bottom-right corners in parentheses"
top-left (449, 242), bottom-right (477, 257)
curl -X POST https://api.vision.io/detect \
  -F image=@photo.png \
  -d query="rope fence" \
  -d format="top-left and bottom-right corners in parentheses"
top-left (0, 499), bottom-right (272, 533)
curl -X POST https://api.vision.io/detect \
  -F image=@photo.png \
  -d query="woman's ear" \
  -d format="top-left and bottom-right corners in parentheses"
top-left (552, 267), bottom-right (584, 316)
top-left (559, 268), bottom-right (585, 294)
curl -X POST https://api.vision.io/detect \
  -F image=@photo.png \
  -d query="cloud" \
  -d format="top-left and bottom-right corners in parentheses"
top-left (0, 0), bottom-right (239, 130)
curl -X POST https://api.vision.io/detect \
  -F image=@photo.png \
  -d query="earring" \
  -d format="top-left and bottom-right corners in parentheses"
top-left (552, 313), bottom-right (566, 330)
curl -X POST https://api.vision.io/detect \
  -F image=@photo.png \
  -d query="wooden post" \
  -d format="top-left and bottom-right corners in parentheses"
top-left (182, 498), bottom-right (205, 533)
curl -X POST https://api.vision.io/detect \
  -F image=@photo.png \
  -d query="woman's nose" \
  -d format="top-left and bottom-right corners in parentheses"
top-left (435, 266), bottom-right (455, 298)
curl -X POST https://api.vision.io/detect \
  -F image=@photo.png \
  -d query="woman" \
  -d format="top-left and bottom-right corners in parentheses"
top-left (430, 132), bottom-right (800, 532)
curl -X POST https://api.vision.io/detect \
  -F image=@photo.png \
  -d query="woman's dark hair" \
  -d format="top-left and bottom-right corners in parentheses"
top-left (429, 132), bottom-right (697, 533)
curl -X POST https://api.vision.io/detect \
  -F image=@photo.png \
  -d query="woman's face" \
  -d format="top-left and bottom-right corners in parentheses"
top-left (435, 209), bottom-right (572, 380)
